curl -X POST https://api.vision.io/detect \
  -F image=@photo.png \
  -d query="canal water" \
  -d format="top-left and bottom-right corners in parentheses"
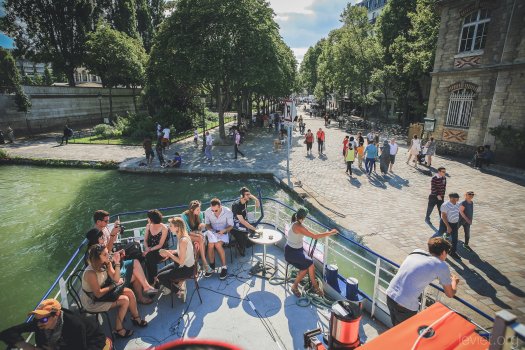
top-left (0, 165), bottom-right (292, 332)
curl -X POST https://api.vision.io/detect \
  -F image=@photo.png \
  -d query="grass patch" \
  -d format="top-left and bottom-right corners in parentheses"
top-left (73, 116), bottom-right (235, 146)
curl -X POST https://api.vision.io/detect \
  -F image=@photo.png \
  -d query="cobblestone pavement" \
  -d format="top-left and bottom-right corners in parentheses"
top-left (3, 117), bottom-right (524, 324)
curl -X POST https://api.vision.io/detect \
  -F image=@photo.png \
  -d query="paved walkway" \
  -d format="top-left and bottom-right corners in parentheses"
top-left (2, 116), bottom-right (524, 325)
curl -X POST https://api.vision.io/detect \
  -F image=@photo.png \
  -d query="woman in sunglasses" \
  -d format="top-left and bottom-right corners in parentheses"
top-left (181, 200), bottom-right (213, 276)
top-left (81, 244), bottom-right (148, 338)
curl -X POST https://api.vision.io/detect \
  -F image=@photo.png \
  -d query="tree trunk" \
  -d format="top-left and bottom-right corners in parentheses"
top-left (248, 94), bottom-right (253, 117)
top-left (109, 87), bottom-right (113, 118)
top-left (132, 86), bottom-right (137, 113)
top-left (66, 66), bottom-right (76, 87)
top-left (218, 86), bottom-right (225, 139)
top-left (236, 93), bottom-right (243, 126)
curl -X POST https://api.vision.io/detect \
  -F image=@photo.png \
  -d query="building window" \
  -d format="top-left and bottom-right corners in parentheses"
top-left (459, 9), bottom-right (490, 53)
top-left (445, 89), bottom-right (475, 128)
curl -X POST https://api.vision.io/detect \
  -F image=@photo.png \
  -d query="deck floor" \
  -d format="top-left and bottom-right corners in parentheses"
top-left (110, 243), bottom-right (386, 350)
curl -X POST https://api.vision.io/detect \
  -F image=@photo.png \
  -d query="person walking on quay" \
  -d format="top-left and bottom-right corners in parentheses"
top-left (305, 129), bottom-right (314, 155)
top-left (342, 135), bottom-right (350, 162)
top-left (345, 143), bottom-right (356, 177)
top-left (60, 124), bottom-right (73, 145)
top-left (161, 126), bottom-right (171, 153)
top-left (298, 115), bottom-right (305, 135)
top-left (234, 129), bottom-right (244, 159)
top-left (364, 140), bottom-right (378, 176)
top-left (459, 191), bottom-right (475, 251)
top-left (143, 136), bottom-right (154, 166)
top-left (357, 132), bottom-right (364, 146)
top-left (324, 114), bottom-right (329, 126)
top-left (316, 128), bottom-right (325, 155)
top-left (356, 142), bottom-right (364, 169)
top-left (425, 167), bottom-right (447, 222)
top-left (6, 126), bottom-right (15, 143)
top-left (434, 193), bottom-right (461, 259)
top-left (406, 134), bottom-right (421, 166)
top-left (388, 138), bottom-right (399, 172)
top-left (193, 128), bottom-right (199, 146)
top-left (156, 139), bottom-right (166, 167)
top-left (379, 140), bottom-right (391, 175)
top-left (424, 137), bottom-right (437, 166)
top-left (386, 237), bottom-right (460, 326)
top-left (205, 131), bottom-right (213, 161)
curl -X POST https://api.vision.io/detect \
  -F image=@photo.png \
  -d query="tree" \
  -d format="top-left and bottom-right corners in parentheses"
top-left (43, 66), bottom-right (54, 86)
top-left (112, 0), bottom-right (140, 39)
top-left (0, 48), bottom-right (31, 111)
top-left (3, 0), bottom-right (101, 86)
top-left (136, 0), bottom-right (154, 51)
top-left (299, 39), bottom-right (324, 95)
top-left (85, 24), bottom-right (147, 117)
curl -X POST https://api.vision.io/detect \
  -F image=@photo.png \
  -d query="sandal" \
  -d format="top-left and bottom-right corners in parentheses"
top-left (113, 328), bottom-right (134, 338)
top-left (291, 285), bottom-right (301, 297)
top-left (138, 297), bottom-right (153, 305)
top-left (131, 316), bottom-right (148, 327)
top-left (143, 288), bottom-right (159, 298)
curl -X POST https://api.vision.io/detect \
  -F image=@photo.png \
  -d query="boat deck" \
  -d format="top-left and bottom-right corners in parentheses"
top-left (114, 243), bottom-right (387, 350)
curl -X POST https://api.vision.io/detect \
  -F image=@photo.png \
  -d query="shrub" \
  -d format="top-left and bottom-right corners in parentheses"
top-left (0, 149), bottom-right (8, 159)
top-left (93, 124), bottom-right (118, 138)
top-left (114, 111), bottom-right (156, 139)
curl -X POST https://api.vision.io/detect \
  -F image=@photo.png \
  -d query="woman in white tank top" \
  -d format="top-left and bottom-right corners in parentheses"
top-left (285, 207), bottom-right (338, 298)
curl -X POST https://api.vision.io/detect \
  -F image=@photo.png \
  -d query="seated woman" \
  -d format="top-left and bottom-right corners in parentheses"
top-left (85, 229), bottom-right (157, 304)
top-left (143, 209), bottom-right (169, 283)
top-left (285, 207), bottom-right (338, 298)
top-left (155, 217), bottom-right (195, 302)
top-left (181, 200), bottom-right (213, 277)
top-left (81, 244), bottom-right (148, 339)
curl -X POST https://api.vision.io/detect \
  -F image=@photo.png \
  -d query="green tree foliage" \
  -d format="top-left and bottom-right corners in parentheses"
top-left (112, 0), bottom-right (140, 39)
top-left (0, 48), bottom-right (31, 111)
top-left (3, 0), bottom-right (101, 86)
top-left (43, 66), bottom-right (54, 86)
top-left (135, 0), bottom-right (154, 51)
top-left (299, 39), bottom-right (324, 95)
top-left (85, 24), bottom-right (148, 116)
top-left (146, 0), bottom-right (295, 138)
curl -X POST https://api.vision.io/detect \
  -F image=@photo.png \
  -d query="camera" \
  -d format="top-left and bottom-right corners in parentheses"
top-left (119, 225), bottom-right (126, 235)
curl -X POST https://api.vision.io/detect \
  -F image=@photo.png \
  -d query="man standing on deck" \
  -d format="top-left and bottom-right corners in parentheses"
top-left (386, 238), bottom-right (460, 326)
top-left (425, 167), bottom-right (447, 222)
top-left (231, 187), bottom-right (260, 256)
top-left (93, 209), bottom-right (120, 252)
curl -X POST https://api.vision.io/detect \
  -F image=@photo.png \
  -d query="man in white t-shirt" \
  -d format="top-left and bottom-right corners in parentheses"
top-left (205, 131), bottom-right (213, 161)
top-left (389, 139), bottom-right (399, 172)
top-left (436, 192), bottom-right (461, 259)
top-left (161, 127), bottom-right (170, 151)
top-left (386, 237), bottom-right (459, 326)
top-left (204, 198), bottom-right (234, 280)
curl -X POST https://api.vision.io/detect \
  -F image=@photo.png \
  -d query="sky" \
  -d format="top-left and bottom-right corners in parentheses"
top-left (268, 0), bottom-right (358, 64)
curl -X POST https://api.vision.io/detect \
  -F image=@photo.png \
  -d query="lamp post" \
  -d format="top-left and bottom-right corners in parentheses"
top-left (97, 93), bottom-right (103, 121)
top-left (200, 96), bottom-right (206, 153)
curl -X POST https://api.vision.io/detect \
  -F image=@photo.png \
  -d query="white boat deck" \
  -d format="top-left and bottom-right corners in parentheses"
top-left (114, 242), bottom-right (387, 350)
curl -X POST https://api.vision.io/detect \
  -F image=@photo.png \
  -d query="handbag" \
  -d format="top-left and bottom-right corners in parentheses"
top-left (93, 277), bottom-right (125, 302)
top-left (113, 241), bottom-right (143, 261)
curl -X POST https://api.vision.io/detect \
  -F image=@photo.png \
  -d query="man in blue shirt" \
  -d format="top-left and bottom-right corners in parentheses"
top-left (364, 141), bottom-right (378, 175)
top-left (167, 152), bottom-right (182, 168)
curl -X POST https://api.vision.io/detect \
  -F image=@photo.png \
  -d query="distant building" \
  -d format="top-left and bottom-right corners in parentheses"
top-left (356, 0), bottom-right (388, 23)
top-left (74, 67), bottom-right (102, 84)
top-left (426, 0), bottom-right (525, 165)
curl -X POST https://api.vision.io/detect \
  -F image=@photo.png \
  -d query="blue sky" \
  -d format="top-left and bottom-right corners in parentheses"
top-left (269, 0), bottom-right (357, 63)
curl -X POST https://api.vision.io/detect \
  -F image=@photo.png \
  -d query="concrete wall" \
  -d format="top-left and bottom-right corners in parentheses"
top-left (426, 0), bottom-right (525, 166)
top-left (0, 86), bottom-right (141, 134)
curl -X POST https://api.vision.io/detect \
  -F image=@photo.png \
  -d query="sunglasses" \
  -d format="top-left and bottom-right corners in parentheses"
top-left (467, 193), bottom-right (475, 196)
top-left (34, 316), bottom-right (51, 324)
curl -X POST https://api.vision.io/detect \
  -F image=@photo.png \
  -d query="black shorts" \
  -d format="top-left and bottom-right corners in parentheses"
top-left (389, 155), bottom-right (396, 164)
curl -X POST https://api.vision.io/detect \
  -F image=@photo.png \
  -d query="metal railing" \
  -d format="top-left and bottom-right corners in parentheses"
top-left (28, 191), bottom-right (497, 336)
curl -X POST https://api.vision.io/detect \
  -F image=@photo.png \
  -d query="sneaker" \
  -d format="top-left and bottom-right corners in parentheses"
top-left (442, 233), bottom-right (450, 240)
top-left (204, 266), bottom-right (213, 278)
top-left (161, 286), bottom-right (172, 295)
top-left (219, 267), bottom-right (228, 280)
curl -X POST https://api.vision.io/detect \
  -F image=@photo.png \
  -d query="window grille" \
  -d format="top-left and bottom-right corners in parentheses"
top-left (445, 89), bottom-right (475, 128)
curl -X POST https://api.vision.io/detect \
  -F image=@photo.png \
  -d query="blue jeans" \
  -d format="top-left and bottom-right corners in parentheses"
top-left (365, 158), bottom-right (375, 174)
top-left (433, 220), bottom-right (459, 253)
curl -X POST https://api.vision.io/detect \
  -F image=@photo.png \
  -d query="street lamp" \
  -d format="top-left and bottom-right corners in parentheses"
top-left (200, 95), bottom-right (206, 153)
top-left (97, 93), bottom-right (103, 121)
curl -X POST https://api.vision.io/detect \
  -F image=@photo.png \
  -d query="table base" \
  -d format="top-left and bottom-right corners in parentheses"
top-left (249, 262), bottom-right (277, 278)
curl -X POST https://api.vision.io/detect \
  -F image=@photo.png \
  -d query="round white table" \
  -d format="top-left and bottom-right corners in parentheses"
top-left (248, 228), bottom-right (283, 278)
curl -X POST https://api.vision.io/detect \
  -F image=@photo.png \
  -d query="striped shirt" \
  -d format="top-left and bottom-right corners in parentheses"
top-left (440, 201), bottom-right (460, 223)
top-left (430, 175), bottom-right (446, 196)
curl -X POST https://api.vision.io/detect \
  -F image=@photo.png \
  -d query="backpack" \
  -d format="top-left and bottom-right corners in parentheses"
top-left (67, 128), bottom-right (74, 137)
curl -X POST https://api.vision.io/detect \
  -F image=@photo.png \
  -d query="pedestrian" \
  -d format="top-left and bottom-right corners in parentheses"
top-left (298, 115), bottom-right (305, 135)
top-left (345, 143), bottom-right (355, 176)
top-left (424, 137), bottom-right (436, 166)
top-left (193, 129), bottom-right (199, 146)
top-left (356, 142), bottom-right (364, 168)
top-left (389, 138), bottom-right (398, 172)
top-left (0, 130), bottom-right (4, 144)
top-left (6, 126), bottom-right (14, 143)
top-left (379, 140), bottom-right (391, 174)
top-left (161, 126), bottom-right (170, 153)
top-left (293, 115), bottom-right (298, 131)
top-left (155, 122), bottom-right (162, 139)
top-left (342, 135), bottom-right (350, 162)
top-left (406, 134), bottom-right (421, 166)
top-left (324, 114), bottom-right (328, 126)
top-left (60, 124), bottom-right (73, 145)
top-left (366, 130), bottom-right (374, 144)
top-left (205, 131), bottom-right (213, 161)
top-left (357, 132), bottom-right (364, 146)
top-left (305, 129), bottom-right (314, 155)
top-left (425, 167), bottom-right (447, 222)
top-left (435, 192), bottom-right (461, 259)
top-left (364, 140), bottom-right (378, 176)
top-left (458, 191), bottom-right (475, 251)
top-left (316, 128), bottom-right (325, 155)
top-left (143, 136), bottom-right (154, 166)
top-left (234, 129), bottom-right (244, 159)
top-left (155, 138), bottom-right (166, 167)
top-left (349, 136), bottom-right (357, 149)
top-left (386, 237), bottom-right (460, 326)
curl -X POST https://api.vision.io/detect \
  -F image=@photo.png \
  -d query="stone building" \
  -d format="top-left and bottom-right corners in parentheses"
top-left (426, 0), bottom-right (525, 166)
top-left (356, 0), bottom-right (388, 23)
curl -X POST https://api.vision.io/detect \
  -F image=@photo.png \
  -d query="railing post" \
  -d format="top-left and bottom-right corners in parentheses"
top-left (59, 277), bottom-right (69, 309)
top-left (420, 288), bottom-right (428, 312)
top-left (371, 257), bottom-right (381, 318)
top-left (323, 236), bottom-right (329, 276)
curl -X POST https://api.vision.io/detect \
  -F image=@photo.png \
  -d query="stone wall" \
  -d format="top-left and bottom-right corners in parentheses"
top-left (426, 0), bottom-right (525, 167)
top-left (0, 86), bottom-right (141, 134)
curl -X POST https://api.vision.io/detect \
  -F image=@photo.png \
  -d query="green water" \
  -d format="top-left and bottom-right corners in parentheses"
top-left (0, 165), bottom-right (287, 332)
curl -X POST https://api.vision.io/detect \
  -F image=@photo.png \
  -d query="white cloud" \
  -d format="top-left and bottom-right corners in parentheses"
top-left (269, 0), bottom-right (316, 15)
top-left (292, 47), bottom-right (309, 64)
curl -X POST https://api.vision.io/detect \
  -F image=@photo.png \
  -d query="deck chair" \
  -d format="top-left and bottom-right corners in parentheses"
top-left (67, 268), bottom-right (114, 342)
top-left (171, 241), bottom-right (203, 307)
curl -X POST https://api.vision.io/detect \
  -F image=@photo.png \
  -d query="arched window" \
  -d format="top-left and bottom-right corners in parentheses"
top-left (445, 89), bottom-right (475, 128)
top-left (459, 9), bottom-right (490, 53)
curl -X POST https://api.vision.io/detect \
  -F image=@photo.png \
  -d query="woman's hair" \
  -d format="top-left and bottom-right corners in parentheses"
top-left (413, 135), bottom-right (418, 139)
top-left (87, 244), bottom-right (106, 270)
top-left (291, 207), bottom-right (309, 223)
top-left (169, 217), bottom-right (188, 237)
top-left (86, 228), bottom-right (103, 246)
top-left (184, 200), bottom-right (201, 230)
top-left (147, 209), bottom-right (163, 224)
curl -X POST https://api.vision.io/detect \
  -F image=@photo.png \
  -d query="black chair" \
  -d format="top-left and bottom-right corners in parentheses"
top-left (171, 241), bottom-right (203, 308)
top-left (67, 268), bottom-right (115, 342)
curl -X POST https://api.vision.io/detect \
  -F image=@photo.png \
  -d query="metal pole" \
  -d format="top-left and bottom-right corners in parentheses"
top-left (202, 107), bottom-right (206, 153)
top-left (287, 124), bottom-right (292, 187)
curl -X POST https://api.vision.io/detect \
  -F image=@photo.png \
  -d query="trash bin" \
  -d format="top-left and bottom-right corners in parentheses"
top-left (328, 300), bottom-right (362, 349)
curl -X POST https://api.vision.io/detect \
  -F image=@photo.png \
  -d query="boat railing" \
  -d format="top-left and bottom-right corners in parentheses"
top-left (28, 192), bottom-right (499, 337)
